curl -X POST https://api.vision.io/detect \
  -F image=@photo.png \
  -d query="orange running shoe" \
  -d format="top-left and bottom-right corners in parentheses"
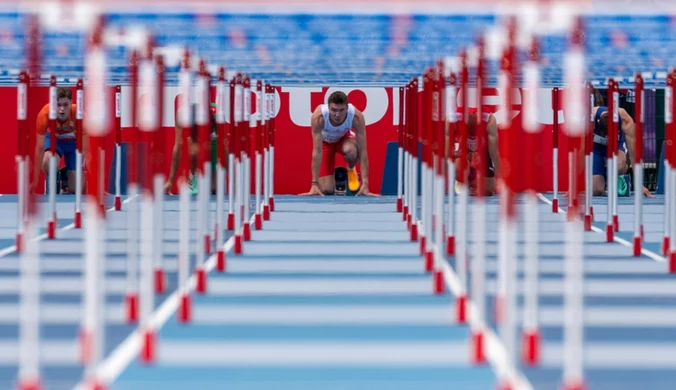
top-left (347, 167), bottom-right (360, 192)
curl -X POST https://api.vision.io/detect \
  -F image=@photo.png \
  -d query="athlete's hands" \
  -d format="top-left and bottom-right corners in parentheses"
top-left (643, 186), bottom-right (655, 198)
top-left (356, 182), bottom-right (379, 197)
top-left (164, 180), bottom-right (175, 195)
top-left (300, 184), bottom-right (324, 196)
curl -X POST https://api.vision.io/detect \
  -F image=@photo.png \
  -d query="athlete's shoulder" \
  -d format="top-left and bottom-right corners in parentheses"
top-left (311, 106), bottom-right (324, 129)
top-left (38, 103), bottom-right (49, 116)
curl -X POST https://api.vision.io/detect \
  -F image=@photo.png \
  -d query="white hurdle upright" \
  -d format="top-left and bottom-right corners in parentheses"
top-left (114, 85), bottom-right (122, 211)
top-left (46, 75), bottom-right (58, 240)
top-left (195, 58), bottom-right (211, 293)
top-left (80, 19), bottom-right (110, 389)
top-left (215, 66), bottom-right (228, 271)
top-left (74, 79), bottom-right (84, 227)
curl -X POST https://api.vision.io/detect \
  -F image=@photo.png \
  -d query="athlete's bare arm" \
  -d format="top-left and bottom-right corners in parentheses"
top-left (165, 109), bottom-right (184, 193)
top-left (619, 108), bottom-right (636, 165)
top-left (486, 114), bottom-right (500, 177)
top-left (352, 110), bottom-right (371, 190)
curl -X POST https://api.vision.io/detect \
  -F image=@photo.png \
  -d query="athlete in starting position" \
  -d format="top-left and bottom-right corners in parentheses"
top-left (301, 91), bottom-right (377, 196)
top-left (453, 107), bottom-right (500, 196)
top-left (591, 90), bottom-right (653, 197)
top-left (165, 101), bottom-right (225, 195)
top-left (31, 87), bottom-right (88, 194)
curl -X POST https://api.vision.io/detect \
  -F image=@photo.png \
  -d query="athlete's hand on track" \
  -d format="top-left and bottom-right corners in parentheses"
top-left (164, 181), bottom-right (175, 195)
top-left (300, 184), bottom-right (324, 196)
top-left (643, 186), bottom-right (655, 198)
top-left (356, 184), bottom-right (379, 197)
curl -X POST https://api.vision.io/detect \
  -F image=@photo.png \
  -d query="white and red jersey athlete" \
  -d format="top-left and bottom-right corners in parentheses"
top-left (453, 107), bottom-right (500, 196)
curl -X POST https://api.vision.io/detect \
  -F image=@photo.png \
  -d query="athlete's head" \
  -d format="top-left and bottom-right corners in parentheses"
top-left (457, 107), bottom-right (479, 127)
top-left (327, 91), bottom-right (349, 125)
top-left (56, 87), bottom-right (72, 122)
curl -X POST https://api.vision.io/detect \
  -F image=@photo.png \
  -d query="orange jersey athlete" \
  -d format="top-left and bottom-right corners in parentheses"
top-left (31, 87), bottom-right (88, 193)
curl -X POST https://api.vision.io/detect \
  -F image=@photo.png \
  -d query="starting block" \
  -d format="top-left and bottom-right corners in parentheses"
top-left (334, 167), bottom-right (359, 196)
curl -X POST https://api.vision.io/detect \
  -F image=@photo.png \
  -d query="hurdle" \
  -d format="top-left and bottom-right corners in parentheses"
top-left (633, 75), bottom-right (645, 256)
top-left (470, 35), bottom-right (488, 365)
top-left (243, 76), bottom-right (252, 242)
top-left (79, 17), bottom-right (111, 389)
top-left (16, 71), bottom-right (28, 253)
top-left (114, 85), bottom-right (123, 211)
top-left (521, 28), bottom-right (542, 366)
top-left (455, 49), bottom-right (469, 325)
top-left (195, 58), bottom-right (211, 293)
top-left (215, 66), bottom-right (228, 271)
top-left (667, 71), bottom-right (676, 268)
top-left (138, 35), bottom-right (161, 363)
top-left (46, 75), bottom-right (58, 239)
top-left (562, 15), bottom-right (586, 390)
top-left (177, 49), bottom-right (194, 320)
top-left (125, 48), bottom-right (140, 324)
top-left (16, 69), bottom-right (42, 390)
top-left (233, 73), bottom-right (244, 254)
top-left (74, 79), bottom-right (84, 227)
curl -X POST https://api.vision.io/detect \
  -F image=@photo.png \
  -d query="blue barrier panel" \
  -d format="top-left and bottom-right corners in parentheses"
top-left (380, 141), bottom-right (423, 196)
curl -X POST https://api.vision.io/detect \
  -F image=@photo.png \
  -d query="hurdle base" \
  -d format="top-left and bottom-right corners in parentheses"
top-left (446, 235), bottom-right (455, 255)
top-left (633, 236), bottom-right (642, 257)
top-left (154, 268), bottom-right (166, 294)
top-left (407, 214), bottom-right (412, 230)
top-left (424, 250), bottom-right (433, 273)
top-left (227, 213), bottom-right (235, 230)
top-left (15, 232), bottom-right (22, 253)
top-left (85, 377), bottom-right (106, 390)
top-left (605, 224), bottom-right (614, 242)
top-left (114, 196), bottom-right (122, 211)
top-left (663, 237), bottom-right (671, 257)
top-left (216, 249), bottom-right (226, 272)
top-left (263, 205), bottom-right (270, 221)
top-left (471, 330), bottom-right (486, 364)
top-left (234, 235), bottom-right (243, 254)
top-left (125, 292), bottom-right (138, 323)
top-left (243, 223), bottom-right (252, 241)
top-left (419, 235), bottom-right (426, 255)
top-left (494, 295), bottom-right (504, 324)
top-left (47, 220), bottom-right (56, 239)
top-left (396, 197), bottom-right (402, 212)
top-left (522, 330), bottom-right (541, 366)
top-left (74, 211), bottom-right (82, 229)
top-left (178, 293), bottom-right (192, 323)
top-left (140, 328), bottom-right (156, 364)
top-left (669, 251), bottom-right (676, 274)
top-left (255, 213), bottom-right (263, 230)
top-left (613, 215), bottom-right (619, 232)
top-left (584, 214), bottom-right (591, 231)
top-left (456, 295), bottom-right (467, 324)
top-left (269, 197), bottom-right (275, 211)
top-left (18, 377), bottom-right (42, 390)
top-left (552, 198), bottom-right (559, 213)
top-left (204, 235), bottom-right (211, 254)
top-left (433, 268), bottom-right (444, 294)
top-left (410, 223), bottom-right (418, 241)
top-left (196, 267), bottom-right (207, 294)
top-left (562, 379), bottom-right (586, 390)
top-left (403, 206), bottom-right (409, 221)
top-left (497, 380), bottom-right (514, 390)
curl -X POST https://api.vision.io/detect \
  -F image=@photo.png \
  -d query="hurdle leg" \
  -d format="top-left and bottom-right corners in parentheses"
top-left (216, 164), bottom-right (226, 272)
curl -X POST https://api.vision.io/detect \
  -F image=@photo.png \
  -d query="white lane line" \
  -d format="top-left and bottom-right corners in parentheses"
top-left (75, 214), bottom-right (256, 389)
